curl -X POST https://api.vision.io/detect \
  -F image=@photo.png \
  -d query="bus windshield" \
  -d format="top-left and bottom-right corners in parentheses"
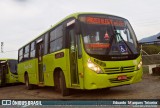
top-left (79, 15), bottom-right (139, 60)
top-left (8, 60), bottom-right (18, 75)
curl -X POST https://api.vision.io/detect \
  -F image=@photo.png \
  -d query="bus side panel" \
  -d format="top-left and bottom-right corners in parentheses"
top-left (18, 65), bottom-right (25, 83)
top-left (8, 73), bottom-right (18, 83)
top-left (43, 54), bottom-right (54, 86)
top-left (53, 50), bottom-right (69, 87)
top-left (7, 66), bottom-right (18, 84)
top-left (43, 49), bottom-right (70, 87)
top-left (18, 59), bottom-right (38, 84)
top-left (77, 58), bottom-right (84, 89)
top-left (5, 72), bottom-right (10, 83)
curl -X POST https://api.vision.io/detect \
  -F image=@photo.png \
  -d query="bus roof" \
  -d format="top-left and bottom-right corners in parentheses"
top-left (18, 12), bottom-right (125, 50)
top-left (0, 58), bottom-right (17, 61)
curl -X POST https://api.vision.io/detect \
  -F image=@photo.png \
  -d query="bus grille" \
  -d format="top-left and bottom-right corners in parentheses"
top-left (109, 76), bottom-right (132, 83)
top-left (104, 66), bottom-right (135, 75)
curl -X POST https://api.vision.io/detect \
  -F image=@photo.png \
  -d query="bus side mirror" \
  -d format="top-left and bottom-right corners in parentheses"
top-left (75, 20), bottom-right (81, 34)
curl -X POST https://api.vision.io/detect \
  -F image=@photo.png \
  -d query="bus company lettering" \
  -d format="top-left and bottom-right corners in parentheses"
top-left (24, 64), bottom-right (32, 70)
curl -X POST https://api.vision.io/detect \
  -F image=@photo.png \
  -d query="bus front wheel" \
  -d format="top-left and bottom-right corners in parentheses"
top-left (25, 74), bottom-right (33, 90)
top-left (54, 71), bottom-right (70, 96)
top-left (59, 71), bottom-right (70, 96)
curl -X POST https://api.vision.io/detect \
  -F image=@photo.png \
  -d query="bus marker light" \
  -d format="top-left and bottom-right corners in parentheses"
top-left (79, 73), bottom-right (84, 78)
top-left (67, 19), bottom-right (75, 26)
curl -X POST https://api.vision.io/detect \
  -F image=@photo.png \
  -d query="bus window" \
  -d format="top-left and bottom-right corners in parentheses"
top-left (77, 35), bottom-right (82, 58)
top-left (30, 42), bottom-right (36, 58)
top-left (19, 48), bottom-right (23, 62)
top-left (44, 33), bottom-right (49, 55)
top-left (24, 45), bottom-right (30, 60)
top-left (80, 17), bottom-right (138, 57)
top-left (50, 25), bottom-right (63, 53)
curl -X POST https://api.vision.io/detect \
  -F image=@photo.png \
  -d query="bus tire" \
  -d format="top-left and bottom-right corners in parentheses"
top-left (54, 71), bottom-right (60, 92)
top-left (59, 71), bottom-right (70, 96)
top-left (25, 74), bottom-right (33, 90)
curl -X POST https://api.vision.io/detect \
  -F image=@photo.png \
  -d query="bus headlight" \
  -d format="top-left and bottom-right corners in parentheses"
top-left (87, 59), bottom-right (103, 74)
top-left (137, 61), bottom-right (142, 70)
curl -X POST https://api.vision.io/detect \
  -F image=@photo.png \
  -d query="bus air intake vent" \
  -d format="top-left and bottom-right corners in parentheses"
top-left (104, 66), bottom-right (135, 74)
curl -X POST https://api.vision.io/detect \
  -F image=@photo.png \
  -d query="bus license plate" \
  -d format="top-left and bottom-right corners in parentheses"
top-left (117, 75), bottom-right (127, 80)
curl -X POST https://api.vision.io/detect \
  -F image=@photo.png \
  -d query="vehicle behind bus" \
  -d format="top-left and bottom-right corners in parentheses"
top-left (0, 59), bottom-right (18, 86)
top-left (18, 13), bottom-right (143, 96)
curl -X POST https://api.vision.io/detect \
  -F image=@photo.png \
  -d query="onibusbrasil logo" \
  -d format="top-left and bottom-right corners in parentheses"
top-left (1, 100), bottom-right (42, 106)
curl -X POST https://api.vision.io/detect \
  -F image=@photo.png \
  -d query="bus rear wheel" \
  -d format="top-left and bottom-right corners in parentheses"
top-left (25, 74), bottom-right (33, 90)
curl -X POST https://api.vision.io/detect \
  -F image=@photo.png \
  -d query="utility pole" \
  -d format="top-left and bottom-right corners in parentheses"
top-left (1, 42), bottom-right (4, 53)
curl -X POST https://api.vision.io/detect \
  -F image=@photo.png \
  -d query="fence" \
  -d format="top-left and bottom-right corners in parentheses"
top-left (142, 54), bottom-right (160, 65)
top-left (142, 54), bottom-right (160, 74)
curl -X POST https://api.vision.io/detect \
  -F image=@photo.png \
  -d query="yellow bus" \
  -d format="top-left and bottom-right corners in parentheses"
top-left (0, 58), bottom-right (18, 86)
top-left (18, 12), bottom-right (143, 96)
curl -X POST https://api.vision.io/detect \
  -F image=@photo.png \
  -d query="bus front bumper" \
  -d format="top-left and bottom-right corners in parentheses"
top-left (83, 68), bottom-right (143, 90)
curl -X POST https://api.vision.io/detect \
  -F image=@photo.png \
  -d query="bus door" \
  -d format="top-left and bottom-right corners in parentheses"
top-left (36, 40), bottom-right (44, 83)
top-left (67, 25), bottom-right (79, 86)
top-left (0, 63), bottom-right (7, 85)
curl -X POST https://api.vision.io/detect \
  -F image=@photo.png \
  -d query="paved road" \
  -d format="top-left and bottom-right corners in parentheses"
top-left (0, 73), bottom-right (160, 99)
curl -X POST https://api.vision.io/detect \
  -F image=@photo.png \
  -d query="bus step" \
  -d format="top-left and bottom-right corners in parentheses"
top-left (71, 84), bottom-right (80, 88)
top-left (38, 82), bottom-right (44, 87)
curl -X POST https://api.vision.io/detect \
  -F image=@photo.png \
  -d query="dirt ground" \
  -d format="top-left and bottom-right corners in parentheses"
top-left (0, 73), bottom-right (160, 99)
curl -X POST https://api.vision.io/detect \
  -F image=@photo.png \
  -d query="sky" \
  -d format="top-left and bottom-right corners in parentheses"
top-left (0, 0), bottom-right (160, 59)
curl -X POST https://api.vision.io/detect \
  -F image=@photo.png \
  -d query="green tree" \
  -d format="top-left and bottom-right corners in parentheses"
top-left (142, 45), bottom-right (160, 54)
